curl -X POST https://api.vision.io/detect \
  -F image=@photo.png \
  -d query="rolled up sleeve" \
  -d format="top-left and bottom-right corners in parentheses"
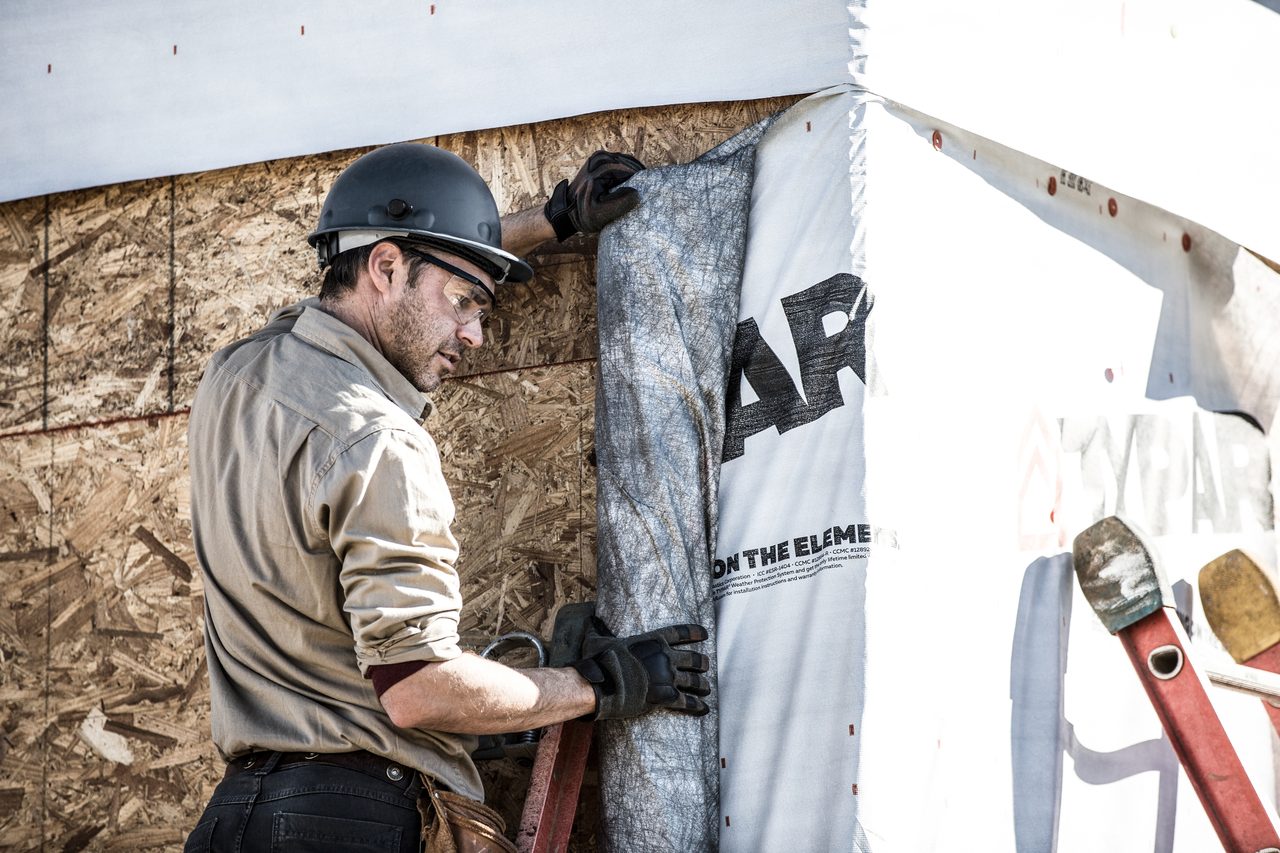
top-left (316, 427), bottom-right (464, 674)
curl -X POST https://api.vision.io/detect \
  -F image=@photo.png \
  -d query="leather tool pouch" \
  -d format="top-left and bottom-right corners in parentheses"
top-left (419, 774), bottom-right (517, 853)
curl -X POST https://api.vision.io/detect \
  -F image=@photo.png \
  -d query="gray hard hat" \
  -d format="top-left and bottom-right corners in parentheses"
top-left (307, 142), bottom-right (533, 284)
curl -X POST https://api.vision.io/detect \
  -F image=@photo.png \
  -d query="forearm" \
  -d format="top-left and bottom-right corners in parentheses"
top-left (500, 205), bottom-right (557, 258)
top-left (499, 150), bottom-right (644, 259)
top-left (378, 652), bottom-right (596, 734)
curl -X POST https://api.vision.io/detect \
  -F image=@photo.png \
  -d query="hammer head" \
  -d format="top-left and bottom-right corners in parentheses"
top-left (1199, 550), bottom-right (1280, 664)
top-left (1073, 516), bottom-right (1169, 634)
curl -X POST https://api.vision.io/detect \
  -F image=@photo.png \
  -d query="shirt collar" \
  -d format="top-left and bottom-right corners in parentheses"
top-left (282, 298), bottom-right (433, 422)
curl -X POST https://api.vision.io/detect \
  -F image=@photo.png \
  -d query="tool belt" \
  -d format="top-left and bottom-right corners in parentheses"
top-left (419, 773), bottom-right (516, 853)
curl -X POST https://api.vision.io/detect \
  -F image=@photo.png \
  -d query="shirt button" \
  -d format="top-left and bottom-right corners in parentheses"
top-left (386, 765), bottom-right (404, 782)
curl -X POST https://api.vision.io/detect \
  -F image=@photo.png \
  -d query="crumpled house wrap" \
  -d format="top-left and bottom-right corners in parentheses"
top-left (593, 118), bottom-right (773, 852)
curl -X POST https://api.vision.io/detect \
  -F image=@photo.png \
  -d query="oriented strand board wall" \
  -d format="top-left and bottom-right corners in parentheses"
top-left (0, 95), bottom-right (801, 851)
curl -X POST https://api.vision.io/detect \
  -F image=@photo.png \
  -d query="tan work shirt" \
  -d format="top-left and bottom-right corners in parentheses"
top-left (188, 298), bottom-right (482, 799)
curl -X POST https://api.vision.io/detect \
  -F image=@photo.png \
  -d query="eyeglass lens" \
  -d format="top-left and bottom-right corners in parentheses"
top-left (444, 277), bottom-right (491, 325)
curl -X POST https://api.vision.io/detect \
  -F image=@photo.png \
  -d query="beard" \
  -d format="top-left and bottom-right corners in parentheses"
top-left (380, 292), bottom-right (463, 393)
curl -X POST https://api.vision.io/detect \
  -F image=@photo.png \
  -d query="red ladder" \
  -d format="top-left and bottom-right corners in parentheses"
top-left (1074, 517), bottom-right (1280, 852)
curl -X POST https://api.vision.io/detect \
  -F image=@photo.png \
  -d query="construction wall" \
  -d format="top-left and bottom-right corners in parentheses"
top-left (0, 95), bottom-right (800, 851)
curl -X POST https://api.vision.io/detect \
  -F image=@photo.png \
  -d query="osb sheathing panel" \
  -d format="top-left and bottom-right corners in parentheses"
top-left (173, 153), bottom-right (353, 407)
top-left (0, 94), bottom-right (804, 850)
top-left (0, 198), bottom-right (48, 432)
top-left (437, 361), bottom-right (597, 639)
top-left (45, 181), bottom-right (174, 428)
top-left (0, 434), bottom-right (55, 848)
top-left (1, 417), bottom-right (215, 852)
top-left (432, 363), bottom-right (599, 847)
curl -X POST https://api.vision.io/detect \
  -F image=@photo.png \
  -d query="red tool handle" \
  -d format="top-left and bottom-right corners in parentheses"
top-left (1117, 608), bottom-right (1279, 852)
top-left (515, 720), bottom-right (594, 853)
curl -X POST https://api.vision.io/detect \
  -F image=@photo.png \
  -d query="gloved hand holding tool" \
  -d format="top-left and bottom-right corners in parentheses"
top-left (544, 150), bottom-right (646, 240)
top-left (569, 611), bottom-right (711, 720)
top-left (516, 603), bottom-right (703, 849)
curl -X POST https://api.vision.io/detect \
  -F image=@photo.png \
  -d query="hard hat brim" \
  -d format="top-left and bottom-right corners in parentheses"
top-left (310, 228), bottom-right (534, 284)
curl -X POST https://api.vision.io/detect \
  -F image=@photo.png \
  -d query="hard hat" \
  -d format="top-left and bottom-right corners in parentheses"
top-left (307, 142), bottom-right (533, 284)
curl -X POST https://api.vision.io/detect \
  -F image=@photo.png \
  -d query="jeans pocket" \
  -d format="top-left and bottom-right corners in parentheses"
top-left (271, 812), bottom-right (403, 852)
top-left (182, 816), bottom-right (218, 853)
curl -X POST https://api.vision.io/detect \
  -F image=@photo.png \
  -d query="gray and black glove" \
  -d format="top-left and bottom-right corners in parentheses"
top-left (544, 150), bottom-right (645, 241)
top-left (571, 617), bottom-right (711, 720)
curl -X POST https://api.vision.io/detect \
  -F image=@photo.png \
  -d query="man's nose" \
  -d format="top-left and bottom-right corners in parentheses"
top-left (457, 317), bottom-right (484, 349)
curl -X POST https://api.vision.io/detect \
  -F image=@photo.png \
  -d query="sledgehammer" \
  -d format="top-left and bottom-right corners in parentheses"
top-left (1073, 517), bottom-right (1280, 852)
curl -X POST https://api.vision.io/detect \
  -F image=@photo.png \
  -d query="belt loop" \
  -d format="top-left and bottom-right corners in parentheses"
top-left (255, 751), bottom-right (282, 776)
top-left (405, 769), bottom-right (426, 801)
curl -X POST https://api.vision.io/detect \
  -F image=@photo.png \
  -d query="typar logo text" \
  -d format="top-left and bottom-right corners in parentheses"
top-left (723, 273), bottom-right (873, 462)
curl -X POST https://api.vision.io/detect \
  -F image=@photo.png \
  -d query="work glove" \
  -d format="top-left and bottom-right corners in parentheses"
top-left (571, 617), bottom-right (711, 720)
top-left (544, 150), bottom-right (645, 241)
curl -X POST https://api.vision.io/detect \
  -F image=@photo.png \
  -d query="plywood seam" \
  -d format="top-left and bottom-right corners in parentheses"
top-left (41, 195), bottom-right (49, 432)
top-left (453, 355), bottom-right (598, 384)
top-left (41, 434), bottom-right (53, 849)
top-left (167, 176), bottom-right (176, 413)
top-left (0, 357), bottom-right (601, 442)
top-left (0, 408), bottom-right (193, 441)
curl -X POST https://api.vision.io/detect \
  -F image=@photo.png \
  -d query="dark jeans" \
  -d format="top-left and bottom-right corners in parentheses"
top-left (183, 752), bottom-right (424, 853)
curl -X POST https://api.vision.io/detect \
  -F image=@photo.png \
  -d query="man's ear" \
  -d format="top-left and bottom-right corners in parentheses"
top-left (365, 242), bottom-right (401, 297)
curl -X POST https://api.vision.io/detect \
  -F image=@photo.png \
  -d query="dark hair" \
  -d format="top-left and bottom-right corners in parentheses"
top-left (318, 240), bottom-right (430, 301)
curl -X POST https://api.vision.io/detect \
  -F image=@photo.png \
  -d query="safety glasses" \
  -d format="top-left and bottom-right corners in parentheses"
top-left (398, 244), bottom-right (496, 326)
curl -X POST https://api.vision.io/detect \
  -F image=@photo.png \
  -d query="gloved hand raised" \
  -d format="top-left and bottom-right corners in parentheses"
top-left (544, 150), bottom-right (645, 241)
top-left (571, 616), bottom-right (711, 720)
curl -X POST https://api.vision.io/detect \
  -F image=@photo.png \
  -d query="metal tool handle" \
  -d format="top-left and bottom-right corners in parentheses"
top-left (481, 631), bottom-right (549, 668)
top-left (1206, 664), bottom-right (1280, 707)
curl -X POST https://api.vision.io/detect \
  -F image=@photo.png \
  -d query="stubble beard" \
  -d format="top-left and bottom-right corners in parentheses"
top-left (382, 294), bottom-right (461, 394)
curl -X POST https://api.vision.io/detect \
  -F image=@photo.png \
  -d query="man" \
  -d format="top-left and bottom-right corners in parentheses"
top-left (184, 143), bottom-right (711, 852)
